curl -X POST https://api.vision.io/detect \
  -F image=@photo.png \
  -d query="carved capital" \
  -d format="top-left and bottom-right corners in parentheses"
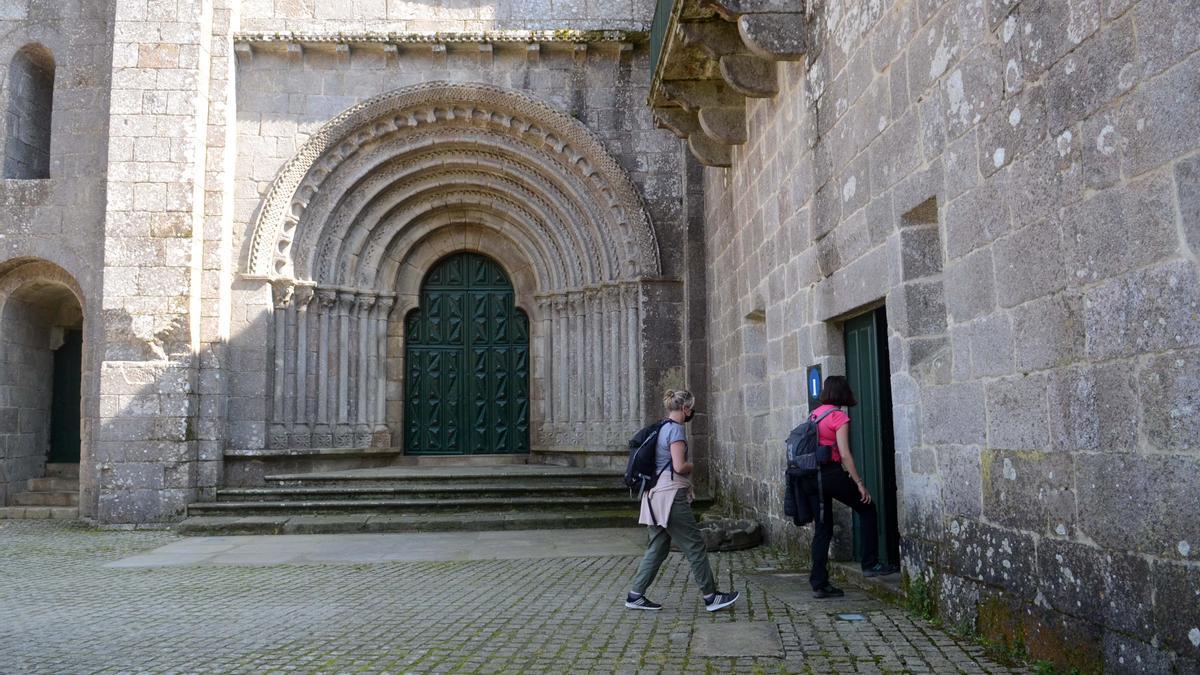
top-left (336, 289), bottom-right (357, 313)
top-left (315, 288), bottom-right (338, 309)
top-left (375, 294), bottom-right (396, 314)
top-left (270, 278), bottom-right (295, 308)
top-left (293, 282), bottom-right (316, 308)
top-left (355, 293), bottom-right (377, 314)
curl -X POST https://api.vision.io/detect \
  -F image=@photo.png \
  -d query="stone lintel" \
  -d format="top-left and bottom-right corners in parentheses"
top-left (698, 106), bottom-right (747, 145)
top-left (719, 53), bottom-right (778, 97)
top-left (738, 13), bottom-right (806, 61)
top-left (688, 132), bottom-right (732, 167)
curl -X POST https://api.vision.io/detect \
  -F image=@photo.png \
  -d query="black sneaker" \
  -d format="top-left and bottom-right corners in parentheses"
top-left (704, 590), bottom-right (740, 612)
top-left (624, 594), bottom-right (662, 610)
top-left (812, 583), bottom-right (845, 598)
top-left (862, 563), bottom-right (900, 578)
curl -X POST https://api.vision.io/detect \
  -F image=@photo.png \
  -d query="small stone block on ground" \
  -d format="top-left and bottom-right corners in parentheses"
top-left (691, 621), bottom-right (785, 658)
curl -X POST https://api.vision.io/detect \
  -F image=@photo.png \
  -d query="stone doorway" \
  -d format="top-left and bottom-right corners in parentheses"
top-left (0, 262), bottom-right (85, 512)
top-left (404, 252), bottom-right (530, 455)
top-left (842, 306), bottom-right (900, 567)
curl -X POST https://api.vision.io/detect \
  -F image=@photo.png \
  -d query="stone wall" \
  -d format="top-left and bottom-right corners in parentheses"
top-left (0, 297), bottom-right (54, 505)
top-left (699, 0), bottom-right (1199, 669)
top-left (0, 1), bottom-right (114, 517)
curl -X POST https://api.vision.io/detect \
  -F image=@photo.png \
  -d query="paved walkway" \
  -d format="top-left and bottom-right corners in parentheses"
top-left (0, 521), bottom-right (1027, 674)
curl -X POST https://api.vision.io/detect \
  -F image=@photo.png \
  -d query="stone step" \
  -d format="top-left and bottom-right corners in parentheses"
top-left (187, 495), bottom-right (648, 517)
top-left (11, 491), bottom-right (79, 507)
top-left (217, 482), bottom-right (631, 501)
top-left (264, 465), bottom-right (623, 486)
top-left (0, 506), bottom-right (79, 520)
top-left (176, 509), bottom-right (650, 536)
top-left (27, 477), bottom-right (79, 492)
top-left (44, 463), bottom-right (80, 479)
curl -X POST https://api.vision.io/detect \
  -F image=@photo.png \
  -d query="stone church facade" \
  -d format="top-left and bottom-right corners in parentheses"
top-left (0, 0), bottom-right (1197, 670)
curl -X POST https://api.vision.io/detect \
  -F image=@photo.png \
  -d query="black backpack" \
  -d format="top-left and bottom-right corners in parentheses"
top-left (785, 408), bottom-right (839, 475)
top-left (623, 419), bottom-right (678, 497)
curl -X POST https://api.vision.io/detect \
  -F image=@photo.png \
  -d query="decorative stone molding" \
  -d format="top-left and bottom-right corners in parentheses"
top-left (233, 30), bottom-right (645, 47)
top-left (649, 0), bottom-right (807, 167)
top-left (246, 82), bottom-right (660, 282)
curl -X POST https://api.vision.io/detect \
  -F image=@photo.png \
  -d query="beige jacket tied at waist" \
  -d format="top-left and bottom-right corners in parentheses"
top-left (638, 472), bottom-right (694, 527)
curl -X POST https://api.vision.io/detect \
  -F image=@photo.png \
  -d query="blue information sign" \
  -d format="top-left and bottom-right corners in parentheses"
top-left (807, 364), bottom-right (822, 411)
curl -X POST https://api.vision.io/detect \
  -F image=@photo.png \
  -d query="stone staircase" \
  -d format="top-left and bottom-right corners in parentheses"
top-left (0, 463), bottom-right (80, 520)
top-left (178, 463), bottom-right (711, 535)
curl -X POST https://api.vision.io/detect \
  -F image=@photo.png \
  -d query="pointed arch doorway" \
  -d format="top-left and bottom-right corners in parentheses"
top-left (404, 252), bottom-right (530, 455)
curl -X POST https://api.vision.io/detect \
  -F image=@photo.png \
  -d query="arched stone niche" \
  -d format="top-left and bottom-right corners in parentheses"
top-left (0, 259), bottom-right (87, 510)
top-left (245, 82), bottom-right (662, 454)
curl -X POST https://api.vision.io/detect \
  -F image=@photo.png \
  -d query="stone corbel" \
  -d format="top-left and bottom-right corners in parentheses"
top-left (233, 42), bottom-right (252, 64)
top-left (652, 0), bottom-right (807, 167)
top-left (678, 21), bottom-right (744, 60)
top-left (687, 133), bottom-right (732, 168)
top-left (697, 107), bottom-right (747, 145)
top-left (719, 53), bottom-right (778, 97)
top-left (699, 0), bottom-right (806, 61)
top-left (654, 108), bottom-right (702, 139)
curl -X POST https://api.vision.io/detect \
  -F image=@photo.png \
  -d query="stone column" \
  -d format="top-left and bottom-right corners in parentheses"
top-left (551, 295), bottom-right (567, 426)
top-left (312, 288), bottom-right (337, 447)
top-left (291, 283), bottom-right (314, 446)
top-left (603, 285), bottom-right (619, 425)
top-left (335, 289), bottom-right (356, 447)
top-left (269, 279), bottom-right (294, 448)
top-left (355, 293), bottom-right (376, 447)
top-left (568, 291), bottom-right (584, 431)
top-left (623, 283), bottom-right (641, 422)
top-left (374, 295), bottom-right (395, 444)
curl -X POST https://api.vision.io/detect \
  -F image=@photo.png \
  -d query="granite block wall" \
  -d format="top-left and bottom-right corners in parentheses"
top-left (0, 1), bottom-right (114, 517)
top-left (699, 0), bottom-right (1200, 669)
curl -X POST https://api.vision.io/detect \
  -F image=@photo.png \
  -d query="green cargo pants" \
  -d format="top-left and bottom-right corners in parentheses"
top-left (630, 490), bottom-right (716, 596)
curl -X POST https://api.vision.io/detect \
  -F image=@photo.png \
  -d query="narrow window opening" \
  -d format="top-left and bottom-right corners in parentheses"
top-left (4, 44), bottom-right (55, 180)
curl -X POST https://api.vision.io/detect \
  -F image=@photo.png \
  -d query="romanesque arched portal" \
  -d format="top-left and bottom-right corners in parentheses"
top-left (247, 82), bottom-right (661, 454)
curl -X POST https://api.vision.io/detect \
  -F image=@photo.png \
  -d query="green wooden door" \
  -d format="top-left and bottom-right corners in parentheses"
top-left (404, 253), bottom-right (530, 455)
top-left (49, 329), bottom-right (82, 463)
top-left (844, 308), bottom-right (899, 566)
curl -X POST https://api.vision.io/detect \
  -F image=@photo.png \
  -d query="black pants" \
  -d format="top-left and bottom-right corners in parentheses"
top-left (802, 465), bottom-right (879, 590)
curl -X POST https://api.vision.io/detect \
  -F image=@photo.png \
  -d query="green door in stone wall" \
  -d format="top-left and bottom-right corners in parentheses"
top-left (404, 253), bottom-right (530, 455)
top-left (844, 307), bottom-right (900, 566)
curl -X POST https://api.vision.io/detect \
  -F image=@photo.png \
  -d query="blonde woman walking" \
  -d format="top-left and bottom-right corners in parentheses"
top-left (624, 389), bottom-right (740, 612)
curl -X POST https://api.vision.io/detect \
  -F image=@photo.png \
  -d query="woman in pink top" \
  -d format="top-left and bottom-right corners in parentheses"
top-left (802, 376), bottom-right (898, 598)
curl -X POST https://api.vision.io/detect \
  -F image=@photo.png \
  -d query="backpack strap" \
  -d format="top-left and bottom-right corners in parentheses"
top-left (811, 408), bottom-right (839, 424)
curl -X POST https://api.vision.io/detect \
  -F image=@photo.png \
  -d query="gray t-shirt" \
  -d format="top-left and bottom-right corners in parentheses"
top-left (655, 421), bottom-right (687, 474)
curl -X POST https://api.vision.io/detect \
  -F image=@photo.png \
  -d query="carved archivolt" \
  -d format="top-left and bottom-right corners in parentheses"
top-left (249, 83), bottom-right (658, 452)
top-left (246, 81), bottom-right (660, 284)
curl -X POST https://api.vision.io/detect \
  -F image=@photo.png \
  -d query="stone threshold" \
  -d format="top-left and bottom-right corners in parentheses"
top-left (831, 560), bottom-right (905, 604)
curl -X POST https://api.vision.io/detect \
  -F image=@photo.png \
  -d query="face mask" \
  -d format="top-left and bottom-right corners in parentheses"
top-left (683, 409), bottom-right (696, 423)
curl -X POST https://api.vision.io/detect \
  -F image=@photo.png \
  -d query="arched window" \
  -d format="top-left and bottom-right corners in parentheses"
top-left (4, 44), bottom-right (55, 179)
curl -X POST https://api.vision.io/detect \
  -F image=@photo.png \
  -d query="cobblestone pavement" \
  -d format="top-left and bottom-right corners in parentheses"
top-left (0, 521), bottom-right (1028, 674)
